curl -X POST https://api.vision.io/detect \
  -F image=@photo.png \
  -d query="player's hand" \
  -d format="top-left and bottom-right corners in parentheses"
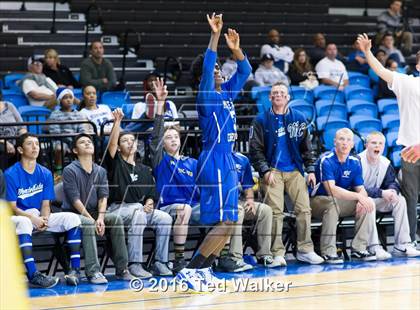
top-left (95, 217), bottom-right (105, 237)
top-left (356, 33), bottom-right (372, 53)
top-left (31, 216), bottom-right (47, 230)
top-left (263, 171), bottom-right (276, 186)
top-left (307, 173), bottom-right (316, 188)
top-left (225, 28), bottom-right (240, 51)
top-left (244, 199), bottom-right (256, 216)
top-left (207, 12), bottom-right (223, 34)
top-left (401, 144), bottom-right (420, 163)
top-left (144, 199), bottom-right (154, 214)
top-left (152, 77), bottom-right (168, 103)
top-left (355, 201), bottom-right (367, 215)
top-left (6, 141), bottom-right (15, 154)
top-left (112, 108), bottom-right (124, 123)
top-left (358, 195), bottom-right (374, 213)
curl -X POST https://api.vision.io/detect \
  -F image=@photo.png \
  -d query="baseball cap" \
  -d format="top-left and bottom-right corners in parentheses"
top-left (27, 56), bottom-right (43, 66)
top-left (261, 53), bottom-right (274, 62)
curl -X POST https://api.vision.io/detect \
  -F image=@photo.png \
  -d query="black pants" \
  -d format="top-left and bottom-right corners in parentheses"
top-left (401, 158), bottom-right (420, 242)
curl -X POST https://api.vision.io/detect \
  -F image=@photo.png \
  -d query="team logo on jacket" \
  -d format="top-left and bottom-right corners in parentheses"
top-left (287, 121), bottom-right (306, 139)
top-left (17, 183), bottom-right (43, 200)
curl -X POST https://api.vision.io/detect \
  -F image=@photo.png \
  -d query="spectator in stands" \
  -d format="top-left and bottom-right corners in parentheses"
top-left (315, 43), bottom-right (349, 90)
top-left (217, 152), bottom-right (274, 272)
top-left (375, 0), bottom-right (412, 55)
top-left (347, 39), bottom-right (369, 74)
top-left (288, 48), bottom-right (318, 89)
top-left (105, 108), bottom-right (173, 278)
top-left (21, 56), bottom-right (57, 109)
top-left (359, 132), bottom-right (420, 257)
top-left (5, 133), bottom-right (82, 288)
top-left (149, 80), bottom-right (201, 275)
top-left (379, 33), bottom-right (406, 67)
top-left (79, 85), bottom-right (113, 135)
top-left (62, 133), bottom-right (132, 284)
top-left (43, 48), bottom-right (80, 89)
top-left (309, 33), bottom-right (327, 66)
top-left (125, 72), bottom-right (178, 133)
top-left (254, 54), bottom-right (289, 87)
top-left (358, 34), bottom-right (420, 245)
top-left (249, 82), bottom-right (324, 266)
top-left (260, 29), bottom-right (294, 73)
top-left (310, 128), bottom-right (388, 263)
top-left (80, 41), bottom-right (117, 92)
top-left (48, 87), bottom-right (90, 173)
top-left (0, 90), bottom-right (26, 157)
top-left (377, 59), bottom-right (398, 99)
top-left (190, 53), bottom-right (205, 91)
top-left (368, 49), bottom-right (388, 84)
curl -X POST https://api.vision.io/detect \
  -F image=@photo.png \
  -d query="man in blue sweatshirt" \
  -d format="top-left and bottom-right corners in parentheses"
top-left (250, 82), bottom-right (323, 266)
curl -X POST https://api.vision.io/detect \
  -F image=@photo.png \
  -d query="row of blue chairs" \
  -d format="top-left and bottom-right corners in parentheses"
top-left (2, 88), bottom-right (131, 110)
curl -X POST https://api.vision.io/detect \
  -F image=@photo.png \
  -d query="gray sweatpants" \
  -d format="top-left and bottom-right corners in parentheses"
top-left (109, 202), bottom-right (172, 263)
top-left (401, 159), bottom-right (420, 242)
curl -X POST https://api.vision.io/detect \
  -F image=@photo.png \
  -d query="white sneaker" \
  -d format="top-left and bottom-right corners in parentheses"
top-left (393, 243), bottom-right (420, 257)
top-left (296, 251), bottom-right (324, 264)
top-left (197, 267), bottom-right (224, 286)
top-left (373, 248), bottom-right (392, 261)
top-left (272, 256), bottom-right (287, 267)
top-left (174, 268), bottom-right (207, 292)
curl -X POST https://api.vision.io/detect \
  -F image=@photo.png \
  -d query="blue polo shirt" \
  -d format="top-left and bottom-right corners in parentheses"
top-left (272, 113), bottom-right (297, 172)
top-left (5, 162), bottom-right (55, 211)
top-left (314, 150), bottom-right (364, 196)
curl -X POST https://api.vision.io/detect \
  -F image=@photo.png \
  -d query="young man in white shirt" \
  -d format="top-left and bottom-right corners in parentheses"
top-left (21, 56), bottom-right (57, 108)
top-left (358, 34), bottom-right (420, 245)
top-left (260, 29), bottom-right (294, 73)
top-left (315, 43), bottom-right (349, 90)
top-left (359, 132), bottom-right (419, 257)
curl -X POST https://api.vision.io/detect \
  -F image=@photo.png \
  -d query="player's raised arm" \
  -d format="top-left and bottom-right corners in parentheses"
top-left (207, 13), bottom-right (223, 52)
top-left (357, 33), bottom-right (393, 84)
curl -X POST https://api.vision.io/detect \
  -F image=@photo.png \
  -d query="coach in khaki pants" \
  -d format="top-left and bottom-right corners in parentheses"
top-left (249, 82), bottom-right (323, 266)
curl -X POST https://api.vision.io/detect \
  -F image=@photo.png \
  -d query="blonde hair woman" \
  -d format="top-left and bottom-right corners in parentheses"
top-left (43, 48), bottom-right (80, 89)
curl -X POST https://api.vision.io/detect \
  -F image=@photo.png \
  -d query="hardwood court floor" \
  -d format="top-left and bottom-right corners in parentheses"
top-left (30, 259), bottom-right (420, 310)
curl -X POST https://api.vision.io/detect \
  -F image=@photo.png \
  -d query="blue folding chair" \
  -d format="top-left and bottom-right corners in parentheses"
top-left (391, 150), bottom-right (401, 169)
top-left (377, 98), bottom-right (398, 115)
top-left (349, 115), bottom-right (382, 137)
top-left (73, 88), bottom-right (83, 101)
top-left (346, 99), bottom-right (378, 117)
top-left (4, 73), bottom-right (25, 91)
top-left (386, 131), bottom-right (399, 148)
top-left (316, 88), bottom-right (345, 102)
top-left (18, 106), bottom-right (52, 134)
top-left (316, 116), bottom-right (347, 131)
top-left (289, 86), bottom-right (314, 104)
top-left (345, 85), bottom-right (374, 102)
top-left (256, 89), bottom-right (272, 113)
top-left (353, 134), bottom-right (365, 153)
top-left (101, 91), bottom-right (130, 110)
top-left (2, 94), bottom-right (29, 109)
top-left (348, 72), bottom-right (370, 88)
top-left (318, 103), bottom-right (347, 119)
top-left (381, 114), bottom-right (400, 131)
top-left (122, 103), bottom-right (135, 119)
top-left (251, 86), bottom-right (271, 100)
top-left (288, 99), bottom-right (315, 122)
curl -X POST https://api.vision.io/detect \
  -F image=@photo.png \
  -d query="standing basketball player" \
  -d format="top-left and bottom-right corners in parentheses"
top-left (175, 13), bottom-right (252, 291)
